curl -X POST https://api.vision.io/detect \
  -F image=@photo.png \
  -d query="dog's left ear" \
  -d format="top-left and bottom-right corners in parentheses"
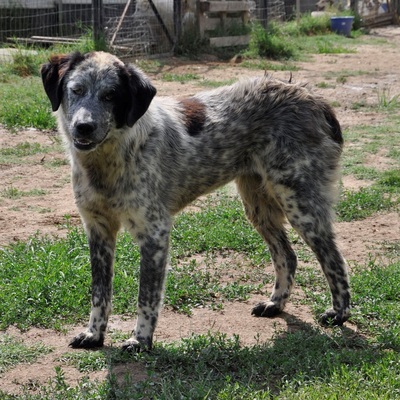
top-left (41, 52), bottom-right (85, 111)
top-left (124, 65), bottom-right (157, 127)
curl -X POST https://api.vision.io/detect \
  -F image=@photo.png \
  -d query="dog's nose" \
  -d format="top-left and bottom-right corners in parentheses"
top-left (76, 122), bottom-right (97, 135)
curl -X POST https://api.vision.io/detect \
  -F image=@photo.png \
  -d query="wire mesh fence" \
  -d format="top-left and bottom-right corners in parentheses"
top-left (0, 0), bottom-right (176, 57)
top-left (1, 0), bottom-right (397, 60)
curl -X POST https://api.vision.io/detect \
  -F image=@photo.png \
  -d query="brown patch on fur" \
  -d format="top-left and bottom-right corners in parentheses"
top-left (179, 98), bottom-right (206, 136)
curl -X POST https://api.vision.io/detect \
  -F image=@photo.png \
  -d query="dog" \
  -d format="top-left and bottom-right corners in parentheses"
top-left (41, 51), bottom-right (350, 351)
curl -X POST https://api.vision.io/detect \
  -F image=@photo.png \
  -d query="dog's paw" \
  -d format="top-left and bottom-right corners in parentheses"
top-left (319, 308), bottom-right (349, 327)
top-left (69, 331), bottom-right (104, 349)
top-left (121, 336), bottom-right (152, 353)
top-left (251, 301), bottom-right (282, 318)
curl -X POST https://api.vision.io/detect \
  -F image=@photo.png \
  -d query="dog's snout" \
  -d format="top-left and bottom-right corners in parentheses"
top-left (76, 122), bottom-right (97, 135)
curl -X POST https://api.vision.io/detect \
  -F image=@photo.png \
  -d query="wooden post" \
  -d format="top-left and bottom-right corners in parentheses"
top-left (174, 0), bottom-right (182, 44)
top-left (260, 0), bottom-right (268, 28)
top-left (92, 0), bottom-right (104, 49)
top-left (110, 0), bottom-right (132, 47)
top-left (56, 0), bottom-right (63, 37)
top-left (197, 0), bottom-right (207, 38)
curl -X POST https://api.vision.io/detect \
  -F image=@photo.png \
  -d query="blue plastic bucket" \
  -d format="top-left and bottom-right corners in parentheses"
top-left (330, 16), bottom-right (354, 37)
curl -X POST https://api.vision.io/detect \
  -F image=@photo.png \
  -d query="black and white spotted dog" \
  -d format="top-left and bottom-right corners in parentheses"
top-left (41, 51), bottom-right (350, 351)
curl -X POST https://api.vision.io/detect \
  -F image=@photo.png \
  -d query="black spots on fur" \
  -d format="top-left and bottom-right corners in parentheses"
top-left (179, 97), bottom-right (206, 136)
top-left (41, 51), bottom-right (85, 111)
top-left (88, 229), bottom-right (114, 304)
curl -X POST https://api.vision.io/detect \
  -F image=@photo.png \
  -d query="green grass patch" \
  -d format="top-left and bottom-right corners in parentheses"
top-left (172, 196), bottom-right (269, 264)
top-left (0, 334), bottom-right (52, 374)
top-left (0, 195), bottom-right (270, 330)
top-left (342, 121), bottom-right (400, 178)
top-left (0, 142), bottom-right (49, 158)
top-left (59, 351), bottom-right (108, 373)
top-left (161, 72), bottom-right (200, 83)
top-left (5, 327), bottom-right (400, 399)
top-left (350, 261), bottom-right (400, 350)
top-left (245, 14), bottom-right (358, 61)
top-left (337, 187), bottom-right (397, 222)
top-left (0, 76), bottom-right (56, 130)
top-left (316, 81), bottom-right (335, 89)
top-left (240, 59), bottom-right (299, 71)
top-left (1, 187), bottom-right (47, 199)
top-left (198, 78), bottom-right (238, 88)
top-left (377, 87), bottom-right (400, 110)
top-left (314, 36), bottom-right (356, 54)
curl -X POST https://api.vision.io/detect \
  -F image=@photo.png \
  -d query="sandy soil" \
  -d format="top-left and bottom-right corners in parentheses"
top-left (0, 26), bottom-right (399, 394)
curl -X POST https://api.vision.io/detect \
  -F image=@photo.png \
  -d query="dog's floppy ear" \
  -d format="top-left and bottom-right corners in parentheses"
top-left (124, 65), bottom-right (157, 127)
top-left (41, 52), bottom-right (85, 111)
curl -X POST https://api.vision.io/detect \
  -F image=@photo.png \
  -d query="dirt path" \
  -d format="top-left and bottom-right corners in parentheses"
top-left (0, 26), bottom-right (399, 394)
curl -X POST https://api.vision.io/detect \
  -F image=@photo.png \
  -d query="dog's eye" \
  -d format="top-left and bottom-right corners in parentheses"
top-left (103, 92), bottom-right (115, 102)
top-left (72, 87), bottom-right (84, 96)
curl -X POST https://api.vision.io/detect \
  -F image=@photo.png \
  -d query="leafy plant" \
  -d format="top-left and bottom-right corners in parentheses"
top-left (377, 87), bottom-right (400, 110)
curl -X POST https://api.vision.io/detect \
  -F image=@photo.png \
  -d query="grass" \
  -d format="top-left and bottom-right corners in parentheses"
top-left (161, 72), bottom-right (200, 83)
top-left (342, 117), bottom-right (400, 179)
top-left (0, 174), bottom-right (398, 324)
top-left (337, 187), bottom-right (398, 222)
top-left (0, 32), bottom-right (98, 129)
top-left (377, 87), bottom-right (400, 110)
top-left (0, 334), bottom-right (52, 374)
top-left (0, 141), bottom-right (61, 166)
top-left (0, 76), bottom-right (56, 130)
top-left (198, 78), bottom-right (238, 88)
top-left (2, 296), bottom-right (400, 399)
top-left (1, 187), bottom-right (47, 199)
top-left (0, 196), bottom-right (271, 330)
top-left (245, 13), bottom-right (359, 61)
top-left (0, 183), bottom-right (399, 398)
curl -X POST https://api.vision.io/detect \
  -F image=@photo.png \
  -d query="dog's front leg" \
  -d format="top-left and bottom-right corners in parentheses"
top-left (122, 229), bottom-right (170, 352)
top-left (70, 225), bottom-right (117, 348)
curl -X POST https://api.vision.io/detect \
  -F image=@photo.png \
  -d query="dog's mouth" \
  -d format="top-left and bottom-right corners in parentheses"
top-left (73, 138), bottom-right (98, 151)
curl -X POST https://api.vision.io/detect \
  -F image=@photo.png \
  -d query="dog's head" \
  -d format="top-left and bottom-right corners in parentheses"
top-left (41, 51), bottom-right (156, 151)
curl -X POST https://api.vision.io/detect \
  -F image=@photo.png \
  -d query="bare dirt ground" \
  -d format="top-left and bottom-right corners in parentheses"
top-left (0, 26), bottom-right (399, 394)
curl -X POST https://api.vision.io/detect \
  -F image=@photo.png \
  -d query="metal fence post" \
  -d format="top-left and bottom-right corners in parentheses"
top-left (92, 0), bottom-right (105, 49)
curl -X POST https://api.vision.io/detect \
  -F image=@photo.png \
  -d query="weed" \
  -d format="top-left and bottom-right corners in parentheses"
top-left (198, 78), bottom-right (237, 88)
top-left (377, 87), bottom-right (400, 110)
top-left (135, 59), bottom-right (163, 74)
top-left (316, 81), bottom-right (335, 89)
top-left (1, 187), bottom-right (47, 199)
top-left (9, 48), bottom-right (40, 77)
top-left (330, 100), bottom-right (341, 107)
top-left (0, 142), bottom-right (47, 158)
top-left (241, 59), bottom-right (299, 71)
top-left (247, 22), bottom-right (297, 60)
top-left (59, 351), bottom-right (107, 373)
top-left (337, 187), bottom-right (397, 222)
top-left (161, 72), bottom-right (200, 83)
top-left (351, 99), bottom-right (368, 110)
top-left (0, 334), bottom-right (52, 374)
top-left (0, 77), bottom-right (56, 130)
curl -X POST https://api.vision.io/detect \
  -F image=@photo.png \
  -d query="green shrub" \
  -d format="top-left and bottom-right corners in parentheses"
top-left (247, 22), bottom-right (296, 60)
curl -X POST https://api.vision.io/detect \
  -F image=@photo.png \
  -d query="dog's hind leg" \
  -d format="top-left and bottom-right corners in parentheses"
top-left (236, 175), bottom-right (298, 317)
top-left (275, 181), bottom-right (351, 326)
top-left (69, 217), bottom-right (119, 348)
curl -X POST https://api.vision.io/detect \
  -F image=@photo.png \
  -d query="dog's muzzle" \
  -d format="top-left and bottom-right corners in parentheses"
top-left (73, 122), bottom-right (100, 151)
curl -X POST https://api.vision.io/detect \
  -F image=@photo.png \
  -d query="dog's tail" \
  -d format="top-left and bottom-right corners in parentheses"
top-left (323, 104), bottom-right (343, 146)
